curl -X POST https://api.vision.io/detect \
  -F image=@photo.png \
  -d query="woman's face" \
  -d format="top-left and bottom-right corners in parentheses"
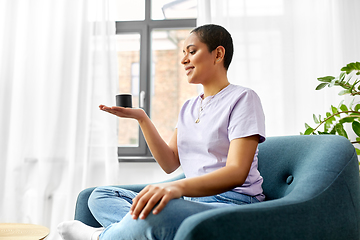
top-left (181, 33), bottom-right (217, 84)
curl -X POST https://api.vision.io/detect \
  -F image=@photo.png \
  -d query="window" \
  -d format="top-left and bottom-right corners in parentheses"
top-left (113, 0), bottom-right (197, 161)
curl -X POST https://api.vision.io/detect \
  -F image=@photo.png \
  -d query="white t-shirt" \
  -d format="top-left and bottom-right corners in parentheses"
top-left (176, 84), bottom-right (266, 200)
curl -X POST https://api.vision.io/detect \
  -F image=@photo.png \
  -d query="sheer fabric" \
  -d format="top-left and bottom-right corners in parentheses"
top-left (0, 0), bottom-right (118, 239)
top-left (197, 0), bottom-right (360, 137)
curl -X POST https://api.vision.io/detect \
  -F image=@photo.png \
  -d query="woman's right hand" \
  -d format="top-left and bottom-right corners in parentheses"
top-left (99, 105), bottom-right (147, 121)
top-left (100, 104), bottom-right (180, 173)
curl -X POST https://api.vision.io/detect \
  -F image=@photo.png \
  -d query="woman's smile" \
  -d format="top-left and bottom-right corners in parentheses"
top-left (184, 65), bottom-right (194, 75)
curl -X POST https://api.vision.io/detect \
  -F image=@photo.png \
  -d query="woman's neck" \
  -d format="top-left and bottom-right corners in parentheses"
top-left (202, 80), bottom-right (230, 99)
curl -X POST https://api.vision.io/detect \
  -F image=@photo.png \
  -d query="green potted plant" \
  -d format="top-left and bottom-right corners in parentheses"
top-left (302, 62), bottom-right (360, 155)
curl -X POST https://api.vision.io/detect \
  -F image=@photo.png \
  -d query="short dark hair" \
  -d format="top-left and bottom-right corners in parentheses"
top-left (190, 24), bottom-right (234, 70)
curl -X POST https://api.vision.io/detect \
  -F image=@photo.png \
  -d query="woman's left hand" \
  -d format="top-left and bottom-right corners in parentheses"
top-left (130, 182), bottom-right (183, 220)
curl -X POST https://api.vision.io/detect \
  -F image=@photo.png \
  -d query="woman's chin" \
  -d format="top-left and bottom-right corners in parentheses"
top-left (186, 76), bottom-right (199, 84)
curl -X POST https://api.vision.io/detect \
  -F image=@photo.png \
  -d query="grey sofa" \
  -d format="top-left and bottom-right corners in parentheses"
top-left (74, 135), bottom-right (360, 239)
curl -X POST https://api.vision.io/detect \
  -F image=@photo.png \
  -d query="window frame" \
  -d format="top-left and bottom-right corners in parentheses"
top-left (116, 0), bottom-right (196, 161)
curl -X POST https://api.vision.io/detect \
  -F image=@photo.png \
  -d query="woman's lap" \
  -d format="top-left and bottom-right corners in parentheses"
top-left (88, 186), bottom-right (258, 240)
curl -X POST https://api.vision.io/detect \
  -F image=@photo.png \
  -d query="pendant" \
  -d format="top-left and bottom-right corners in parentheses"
top-left (195, 118), bottom-right (200, 123)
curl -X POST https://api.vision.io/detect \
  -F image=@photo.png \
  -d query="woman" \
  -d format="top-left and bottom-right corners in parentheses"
top-left (58, 24), bottom-right (266, 240)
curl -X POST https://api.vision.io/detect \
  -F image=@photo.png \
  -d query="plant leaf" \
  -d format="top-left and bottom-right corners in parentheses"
top-left (355, 104), bottom-right (360, 112)
top-left (355, 148), bottom-right (360, 155)
top-left (313, 114), bottom-right (320, 124)
top-left (339, 71), bottom-right (346, 81)
top-left (355, 62), bottom-right (360, 70)
top-left (324, 122), bottom-right (329, 132)
top-left (329, 78), bottom-right (337, 87)
top-left (339, 104), bottom-right (348, 112)
top-left (315, 83), bottom-right (329, 90)
top-left (349, 98), bottom-right (355, 110)
top-left (325, 116), bottom-right (335, 125)
top-left (329, 127), bottom-right (336, 134)
top-left (304, 127), bottom-right (314, 135)
top-left (349, 62), bottom-right (357, 70)
top-left (341, 67), bottom-right (351, 74)
top-left (352, 121), bottom-right (360, 137)
top-left (317, 76), bottom-right (335, 83)
top-left (338, 89), bottom-right (352, 95)
top-left (340, 117), bottom-right (355, 124)
top-left (331, 105), bottom-right (338, 115)
top-left (335, 123), bottom-right (348, 139)
top-left (342, 63), bottom-right (356, 74)
top-left (317, 131), bottom-right (329, 135)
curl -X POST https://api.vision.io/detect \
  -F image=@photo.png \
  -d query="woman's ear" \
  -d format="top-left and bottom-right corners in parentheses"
top-left (214, 46), bottom-right (225, 64)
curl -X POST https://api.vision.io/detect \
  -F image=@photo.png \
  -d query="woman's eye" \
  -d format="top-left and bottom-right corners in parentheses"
top-left (190, 51), bottom-right (196, 55)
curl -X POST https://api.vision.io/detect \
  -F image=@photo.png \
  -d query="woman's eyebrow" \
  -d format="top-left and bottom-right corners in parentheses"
top-left (183, 44), bottom-right (195, 53)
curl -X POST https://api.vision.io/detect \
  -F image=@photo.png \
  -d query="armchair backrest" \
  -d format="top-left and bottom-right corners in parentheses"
top-left (257, 135), bottom-right (358, 201)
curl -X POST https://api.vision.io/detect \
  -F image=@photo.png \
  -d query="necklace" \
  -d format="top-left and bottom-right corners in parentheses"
top-left (195, 84), bottom-right (230, 124)
top-left (195, 95), bottom-right (215, 123)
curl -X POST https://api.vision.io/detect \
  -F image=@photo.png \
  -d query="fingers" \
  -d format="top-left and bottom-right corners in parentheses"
top-left (130, 187), bottom-right (149, 219)
top-left (133, 191), bottom-right (162, 219)
top-left (99, 105), bottom-right (123, 112)
top-left (152, 195), bottom-right (171, 215)
top-left (130, 185), bottom-right (177, 220)
top-left (99, 104), bottom-right (145, 121)
top-left (131, 186), bottom-right (160, 220)
top-left (99, 104), bottom-right (127, 117)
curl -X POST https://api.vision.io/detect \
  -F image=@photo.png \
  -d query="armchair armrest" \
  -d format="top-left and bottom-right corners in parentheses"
top-left (174, 157), bottom-right (360, 240)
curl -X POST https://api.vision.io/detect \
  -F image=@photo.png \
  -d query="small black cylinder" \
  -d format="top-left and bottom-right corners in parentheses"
top-left (116, 94), bottom-right (132, 108)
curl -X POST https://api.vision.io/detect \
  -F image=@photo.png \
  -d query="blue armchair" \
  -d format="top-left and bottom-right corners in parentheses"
top-left (74, 135), bottom-right (360, 239)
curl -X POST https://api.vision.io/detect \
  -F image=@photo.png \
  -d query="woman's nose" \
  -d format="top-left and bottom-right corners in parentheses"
top-left (181, 55), bottom-right (189, 65)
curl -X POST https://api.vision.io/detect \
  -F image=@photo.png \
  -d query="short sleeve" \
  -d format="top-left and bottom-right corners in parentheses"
top-left (228, 89), bottom-right (266, 143)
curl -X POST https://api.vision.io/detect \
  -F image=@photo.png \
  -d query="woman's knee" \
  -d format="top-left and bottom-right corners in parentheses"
top-left (88, 186), bottom-right (116, 211)
top-left (88, 187), bottom-right (138, 212)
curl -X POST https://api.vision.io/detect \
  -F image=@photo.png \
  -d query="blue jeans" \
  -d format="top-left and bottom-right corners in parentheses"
top-left (88, 186), bottom-right (260, 240)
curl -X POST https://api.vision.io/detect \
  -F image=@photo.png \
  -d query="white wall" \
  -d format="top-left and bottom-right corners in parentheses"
top-left (117, 162), bottom-right (184, 185)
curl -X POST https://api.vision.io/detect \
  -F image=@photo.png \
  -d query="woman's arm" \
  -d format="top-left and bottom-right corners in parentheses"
top-left (99, 105), bottom-right (180, 173)
top-left (138, 117), bottom-right (180, 174)
top-left (176, 135), bottom-right (259, 196)
top-left (130, 135), bottom-right (260, 219)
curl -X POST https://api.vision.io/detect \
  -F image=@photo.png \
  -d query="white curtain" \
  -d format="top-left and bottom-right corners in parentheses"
top-left (0, 0), bottom-right (118, 239)
top-left (198, 0), bottom-right (360, 137)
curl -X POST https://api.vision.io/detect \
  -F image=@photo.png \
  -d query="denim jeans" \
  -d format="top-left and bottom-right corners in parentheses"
top-left (88, 186), bottom-right (260, 240)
